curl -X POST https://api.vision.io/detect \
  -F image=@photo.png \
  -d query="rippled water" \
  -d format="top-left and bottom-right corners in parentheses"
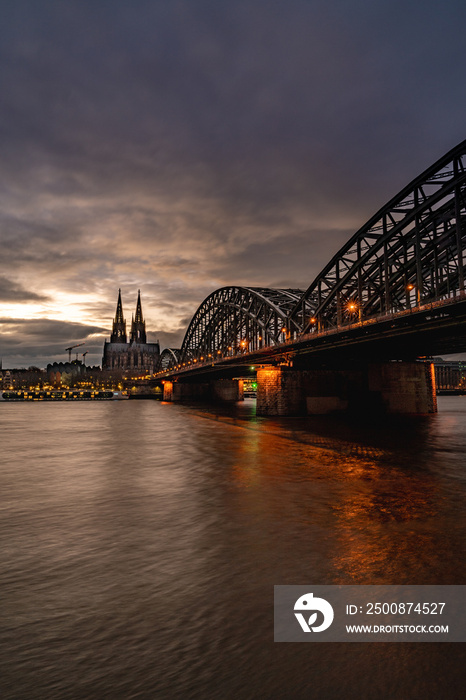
top-left (1, 397), bottom-right (465, 699)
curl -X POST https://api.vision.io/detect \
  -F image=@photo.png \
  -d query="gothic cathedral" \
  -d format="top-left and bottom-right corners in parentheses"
top-left (102, 290), bottom-right (160, 371)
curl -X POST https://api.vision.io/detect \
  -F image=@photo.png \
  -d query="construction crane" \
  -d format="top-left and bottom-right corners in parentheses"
top-left (82, 351), bottom-right (88, 365)
top-left (65, 343), bottom-right (85, 362)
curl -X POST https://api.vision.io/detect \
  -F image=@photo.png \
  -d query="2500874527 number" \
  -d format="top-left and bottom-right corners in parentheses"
top-left (366, 603), bottom-right (446, 615)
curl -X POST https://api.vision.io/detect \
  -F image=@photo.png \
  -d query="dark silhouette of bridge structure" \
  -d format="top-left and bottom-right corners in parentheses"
top-left (154, 141), bottom-right (466, 415)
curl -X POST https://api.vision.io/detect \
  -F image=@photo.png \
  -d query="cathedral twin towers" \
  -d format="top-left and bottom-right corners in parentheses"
top-left (102, 290), bottom-right (160, 371)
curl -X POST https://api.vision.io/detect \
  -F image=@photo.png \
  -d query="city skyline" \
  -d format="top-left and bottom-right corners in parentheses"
top-left (2, 1), bottom-right (466, 367)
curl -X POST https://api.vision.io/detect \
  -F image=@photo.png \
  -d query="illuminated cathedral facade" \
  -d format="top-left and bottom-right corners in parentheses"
top-left (102, 290), bottom-right (160, 371)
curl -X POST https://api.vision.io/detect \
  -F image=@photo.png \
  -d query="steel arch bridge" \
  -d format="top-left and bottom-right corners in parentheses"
top-left (160, 287), bottom-right (304, 369)
top-left (290, 139), bottom-right (466, 333)
top-left (159, 348), bottom-right (182, 370)
top-left (158, 140), bottom-right (466, 372)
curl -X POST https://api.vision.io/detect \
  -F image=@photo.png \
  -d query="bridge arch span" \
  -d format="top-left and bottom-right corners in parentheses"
top-left (179, 286), bottom-right (304, 364)
top-left (157, 348), bottom-right (182, 371)
top-left (291, 140), bottom-right (466, 334)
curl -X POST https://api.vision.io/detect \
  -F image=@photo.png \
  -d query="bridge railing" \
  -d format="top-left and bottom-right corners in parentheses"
top-left (291, 289), bottom-right (466, 345)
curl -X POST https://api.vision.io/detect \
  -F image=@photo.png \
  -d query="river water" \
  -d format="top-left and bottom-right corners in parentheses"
top-left (1, 397), bottom-right (465, 699)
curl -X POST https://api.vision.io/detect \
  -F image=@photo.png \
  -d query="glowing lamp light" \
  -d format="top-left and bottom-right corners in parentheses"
top-left (406, 283), bottom-right (415, 291)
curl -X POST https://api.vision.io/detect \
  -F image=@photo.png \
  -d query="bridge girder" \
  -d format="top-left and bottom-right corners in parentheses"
top-left (289, 140), bottom-right (466, 334)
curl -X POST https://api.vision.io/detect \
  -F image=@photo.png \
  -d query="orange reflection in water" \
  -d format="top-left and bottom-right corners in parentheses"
top-left (224, 416), bottom-right (443, 584)
top-left (327, 451), bottom-right (441, 583)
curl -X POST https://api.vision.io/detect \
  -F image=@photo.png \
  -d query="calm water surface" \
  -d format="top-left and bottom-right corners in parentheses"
top-left (1, 397), bottom-right (465, 699)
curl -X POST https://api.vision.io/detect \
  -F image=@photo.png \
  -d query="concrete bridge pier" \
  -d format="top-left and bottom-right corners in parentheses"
top-left (256, 367), bottom-right (305, 416)
top-left (367, 361), bottom-right (437, 415)
top-left (256, 362), bottom-right (437, 416)
top-left (162, 379), bottom-right (244, 403)
top-left (211, 378), bottom-right (244, 402)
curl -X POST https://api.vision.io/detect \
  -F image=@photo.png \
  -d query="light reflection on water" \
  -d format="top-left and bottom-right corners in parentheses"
top-left (0, 397), bottom-right (465, 699)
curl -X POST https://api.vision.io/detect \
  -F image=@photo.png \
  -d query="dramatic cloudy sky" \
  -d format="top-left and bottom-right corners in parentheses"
top-left (1, 0), bottom-right (466, 367)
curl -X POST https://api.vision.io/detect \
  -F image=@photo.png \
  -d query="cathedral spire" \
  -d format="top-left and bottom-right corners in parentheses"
top-left (110, 289), bottom-right (127, 343)
top-left (131, 289), bottom-right (147, 343)
top-left (135, 289), bottom-right (144, 323)
top-left (115, 288), bottom-right (124, 324)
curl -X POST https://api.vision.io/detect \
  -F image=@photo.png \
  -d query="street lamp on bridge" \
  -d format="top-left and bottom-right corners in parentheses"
top-left (346, 300), bottom-right (362, 323)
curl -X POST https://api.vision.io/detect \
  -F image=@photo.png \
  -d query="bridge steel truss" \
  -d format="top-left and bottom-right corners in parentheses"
top-left (162, 287), bottom-right (304, 369)
top-left (158, 141), bottom-right (466, 373)
top-left (159, 348), bottom-right (182, 371)
top-left (289, 140), bottom-right (466, 334)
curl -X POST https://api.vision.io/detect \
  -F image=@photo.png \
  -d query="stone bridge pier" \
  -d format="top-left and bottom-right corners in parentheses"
top-left (162, 378), bottom-right (244, 403)
top-left (256, 362), bottom-right (437, 416)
